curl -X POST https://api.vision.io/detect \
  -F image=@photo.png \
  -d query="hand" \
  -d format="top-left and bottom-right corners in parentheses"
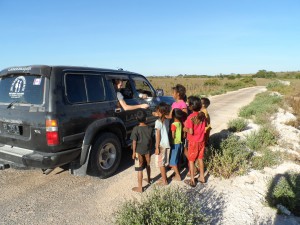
top-left (140, 103), bottom-right (149, 109)
top-left (155, 148), bottom-right (160, 155)
top-left (132, 152), bottom-right (136, 160)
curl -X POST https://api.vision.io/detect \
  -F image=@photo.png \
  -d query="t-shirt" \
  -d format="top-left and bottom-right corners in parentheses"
top-left (116, 92), bottom-right (124, 101)
top-left (155, 119), bottom-right (170, 149)
top-left (171, 121), bottom-right (182, 144)
top-left (172, 100), bottom-right (187, 110)
top-left (185, 112), bottom-right (206, 142)
top-left (130, 125), bottom-right (153, 155)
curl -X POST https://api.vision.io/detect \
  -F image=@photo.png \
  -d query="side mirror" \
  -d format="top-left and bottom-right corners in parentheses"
top-left (156, 89), bottom-right (164, 96)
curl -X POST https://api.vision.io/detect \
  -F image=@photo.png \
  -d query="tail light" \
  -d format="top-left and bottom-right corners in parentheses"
top-left (46, 119), bottom-right (59, 146)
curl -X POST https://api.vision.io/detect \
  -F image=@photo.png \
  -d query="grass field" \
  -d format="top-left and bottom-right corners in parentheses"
top-left (148, 76), bottom-right (272, 96)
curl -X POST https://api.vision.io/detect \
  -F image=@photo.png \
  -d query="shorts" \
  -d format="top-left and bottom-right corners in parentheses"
top-left (188, 141), bottom-right (205, 162)
top-left (155, 147), bottom-right (170, 168)
top-left (169, 144), bottom-right (182, 166)
top-left (134, 153), bottom-right (150, 171)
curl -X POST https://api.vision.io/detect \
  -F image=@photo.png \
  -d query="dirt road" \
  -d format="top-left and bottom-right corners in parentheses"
top-left (0, 86), bottom-right (266, 225)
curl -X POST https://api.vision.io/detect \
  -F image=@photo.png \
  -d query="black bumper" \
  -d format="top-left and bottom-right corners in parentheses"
top-left (0, 145), bottom-right (81, 169)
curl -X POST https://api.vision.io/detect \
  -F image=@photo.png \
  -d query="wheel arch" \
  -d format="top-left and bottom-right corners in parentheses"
top-left (79, 117), bottom-right (126, 165)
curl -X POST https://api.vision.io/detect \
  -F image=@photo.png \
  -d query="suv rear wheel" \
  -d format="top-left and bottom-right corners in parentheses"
top-left (89, 132), bottom-right (122, 178)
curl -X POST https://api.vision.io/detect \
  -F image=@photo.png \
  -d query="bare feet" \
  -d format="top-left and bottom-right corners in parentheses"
top-left (132, 187), bottom-right (143, 193)
top-left (172, 175), bottom-right (182, 181)
top-left (198, 177), bottom-right (206, 183)
top-left (143, 178), bottom-right (152, 184)
top-left (156, 180), bottom-right (168, 186)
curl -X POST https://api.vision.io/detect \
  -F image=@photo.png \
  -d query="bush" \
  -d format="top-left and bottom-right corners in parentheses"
top-left (239, 92), bottom-right (282, 123)
top-left (246, 126), bottom-right (277, 152)
top-left (240, 77), bottom-right (256, 86)
top-left (207, 135), bottom-right (252, 179)
top-left (266, 173), bottom-right (300, 216)
top-left (251, 149), bottom-right (280, 170)
top-left (227, 118), bottom-right (249, 132)
top-left (203, 79), bottom-right (221, 86)
top-left (115, 187), bottom-right (207, 225)
top-left (266, 81), bottom-right (291, 94)
top-left (224, 81), bottom-right (244, 89)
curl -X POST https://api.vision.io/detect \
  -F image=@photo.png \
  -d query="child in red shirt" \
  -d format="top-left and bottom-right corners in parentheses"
top-left (184, 96), bottom-right (206, 187)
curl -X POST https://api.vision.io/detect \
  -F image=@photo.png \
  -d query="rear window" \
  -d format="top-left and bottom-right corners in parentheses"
top-left (65, 74), bottom-right (106, 104)
top-left (0, 75), bottom-right (45, 104)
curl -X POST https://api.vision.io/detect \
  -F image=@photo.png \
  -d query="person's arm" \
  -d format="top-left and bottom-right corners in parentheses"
top-left (171, 123), bottom-right (177, 139)
top-left (155, 129), bottom-right (161, 155)
top-left (132, 140), bottom-right (137, 159)
top-left (118, 99), bottom-right (149, 111)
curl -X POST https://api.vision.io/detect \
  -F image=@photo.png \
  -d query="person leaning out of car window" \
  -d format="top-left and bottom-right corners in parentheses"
top-left (114, 79), bottom-right (149, 111)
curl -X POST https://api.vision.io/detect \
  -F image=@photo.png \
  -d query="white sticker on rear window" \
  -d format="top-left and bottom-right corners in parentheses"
top-left (33, 78), bottom-right (41, 85)
top-left (9, 76), bottom-right (26, 99)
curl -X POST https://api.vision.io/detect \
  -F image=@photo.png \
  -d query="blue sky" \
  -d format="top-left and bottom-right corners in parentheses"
top-left (0, 0), bottom-right (299, 76)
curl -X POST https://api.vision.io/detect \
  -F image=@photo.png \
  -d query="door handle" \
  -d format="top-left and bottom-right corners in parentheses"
top-left (115, 108), bottom-right (122, 113)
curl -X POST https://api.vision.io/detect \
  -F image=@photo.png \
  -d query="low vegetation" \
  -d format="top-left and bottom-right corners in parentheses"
top-left (227, 118), bottom-right (248, 132)
top-left (206, 135), bottom-right (252, 179)
top-left (245, 126), bottom-right (278, 152)
top-left (115, 187), bottom-right (207, 225)
top-left (239, 92), bottom-right (282, 124)
top-left (266, 172), bottom-right (300, 216)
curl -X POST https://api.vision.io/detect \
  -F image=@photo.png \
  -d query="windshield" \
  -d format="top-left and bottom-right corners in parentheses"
top-left (0, 75), bottom-right (45, 105)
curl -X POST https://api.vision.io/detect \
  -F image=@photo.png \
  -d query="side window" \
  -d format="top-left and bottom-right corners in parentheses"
top-left (66, 75), bottom-right (87, 103)
top-left (132, 77), bottom-right (154, 98)
top-left (86, 75), bottom-right (106, 102)
top-left (65, 74), bottom-right (106, 104)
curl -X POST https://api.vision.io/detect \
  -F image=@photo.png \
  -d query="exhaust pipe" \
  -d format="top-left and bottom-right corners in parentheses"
top-left (0, 163), bottom-right (10, 170)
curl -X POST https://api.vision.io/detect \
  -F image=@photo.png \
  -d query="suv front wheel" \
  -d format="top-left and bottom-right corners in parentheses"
top-left (89, 132), bottom-right (122, 178)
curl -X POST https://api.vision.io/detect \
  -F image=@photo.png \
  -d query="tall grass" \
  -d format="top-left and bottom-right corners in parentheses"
top-left (227, 118), bottom-right (248, 132)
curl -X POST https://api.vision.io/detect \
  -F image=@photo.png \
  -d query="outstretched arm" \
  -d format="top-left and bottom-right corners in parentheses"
top-left (119, 99), bottom-right (149, 111)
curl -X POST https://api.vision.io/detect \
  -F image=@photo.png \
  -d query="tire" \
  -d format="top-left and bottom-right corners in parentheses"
top-left (89, 132), bottom-right (122, 178)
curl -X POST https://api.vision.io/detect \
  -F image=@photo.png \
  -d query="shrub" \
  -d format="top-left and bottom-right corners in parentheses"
top-left (207, 135), bottom-right (252, 179)
top-left (115, 187), bottom-right (207, 225)
top-left (203, 79), bottom-right (221, 86)
top-left (240, 77), bottom-right (257, 86)
top-left (266, 81), bottom-right (291, 94)
top-left (224, 81), bottom-right (244, 89)
top-left (266, 172), bottom-right (300, 216)
top-left (245, 126), bottom-right (277, 152)
top-left (227, 118), bottom-right (249, 132)
top-left (239, 92), bottom-right (282, 122)
top-left (251, 149), bottom-right (280, 170)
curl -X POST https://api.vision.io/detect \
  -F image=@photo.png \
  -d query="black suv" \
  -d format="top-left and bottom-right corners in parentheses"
top-left (0, 65), bottom-right (173, 178)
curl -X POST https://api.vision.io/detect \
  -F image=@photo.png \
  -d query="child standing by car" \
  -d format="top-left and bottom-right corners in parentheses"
top-left (184, 96), bottom-right (207, 187)
top-left (155, 102), bottom-right (171, 186)
top-left (201, 97), bottom-right (211, 146)
top-left (130, 110), bottom-right (153, 193)
top-left (169, 108), bottom-right (184, 181)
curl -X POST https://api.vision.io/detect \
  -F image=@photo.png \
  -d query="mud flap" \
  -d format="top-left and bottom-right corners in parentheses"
top-left (69, 146), bottom-right (91, 176)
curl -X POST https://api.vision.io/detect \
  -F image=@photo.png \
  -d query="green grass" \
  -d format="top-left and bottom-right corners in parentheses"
top-left (227, 118), bottom-right (249, 132)
top-left (251, 149), bottom-right (280, 170)
top-left (207, 135), bottom-right (252, 179)
top-left (115, 187), bottom-right (207, 225)
top-left (239, 92), bottom-right (282, 124)
top-left (245, 126), bottom-right (278, 152)
top-left (266, 172), bottom-right (300, 216)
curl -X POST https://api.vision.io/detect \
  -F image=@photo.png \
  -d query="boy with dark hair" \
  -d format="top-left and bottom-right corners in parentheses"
top-left (130, 110), bottom-right (153, 192)
top-left (201, 97), bottom-right (211, 145)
